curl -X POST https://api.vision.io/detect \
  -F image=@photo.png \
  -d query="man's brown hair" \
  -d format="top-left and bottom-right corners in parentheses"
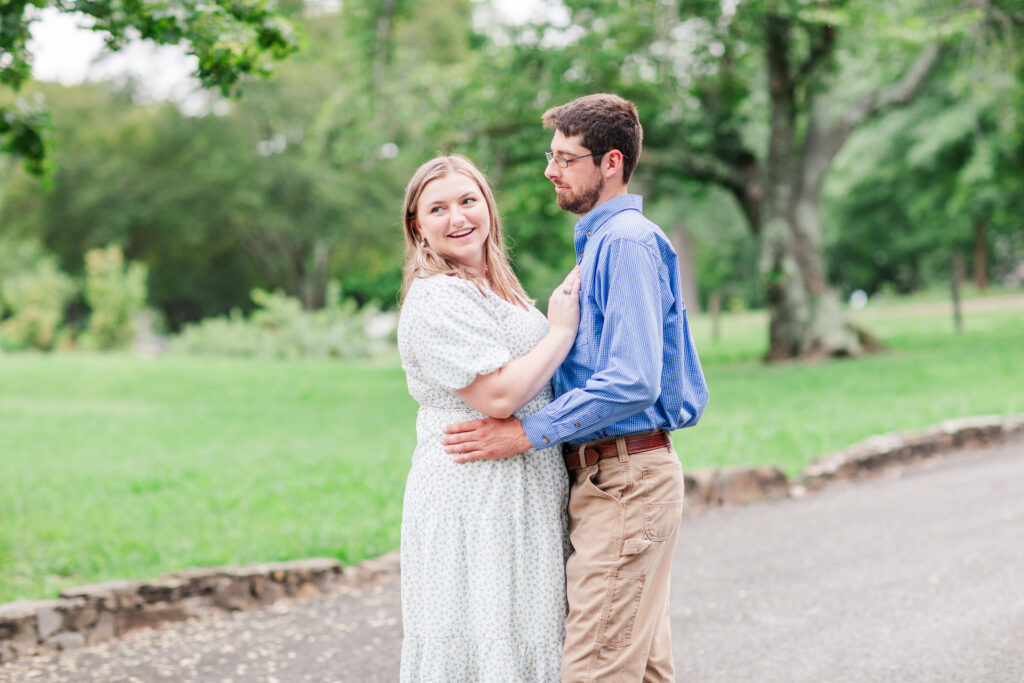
top-left (542, 93), bottom-right (643, 183)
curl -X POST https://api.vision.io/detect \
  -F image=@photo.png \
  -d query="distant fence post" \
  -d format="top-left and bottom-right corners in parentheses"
top-left (709, 290), bottom-right (721, 343)
top-left (951, 251), bottom-right (965, 334)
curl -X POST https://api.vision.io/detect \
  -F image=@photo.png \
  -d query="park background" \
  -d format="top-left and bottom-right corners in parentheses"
top-left (1, 0), bottom-right (1022, 605)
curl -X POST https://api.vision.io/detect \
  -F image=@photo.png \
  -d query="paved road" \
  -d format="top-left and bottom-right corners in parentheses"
top-left (3, 441), bottom-right (1022, 682)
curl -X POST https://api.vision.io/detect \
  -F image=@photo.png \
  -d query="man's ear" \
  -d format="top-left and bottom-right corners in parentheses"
top-left (604, 149), bottom-right (625, 180)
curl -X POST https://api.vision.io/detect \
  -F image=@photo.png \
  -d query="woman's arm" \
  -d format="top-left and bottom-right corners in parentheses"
top-left (457, 267), bottom-right (580, 419)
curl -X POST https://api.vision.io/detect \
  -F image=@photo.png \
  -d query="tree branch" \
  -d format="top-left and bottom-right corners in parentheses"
top-left (646, 148), bottom-right (742, 188)
top-left (837, 42), bottom-right (944, 140)
top-left (803, 42), bottom-right (945, 195)
top-left (646, 148), bottom-right (763, 234)
top-left (795, 23), bottom-right (837, 87)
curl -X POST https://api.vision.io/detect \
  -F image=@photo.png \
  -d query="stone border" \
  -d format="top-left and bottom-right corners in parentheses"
top-left (0, 553), bottom-right (399, 665)
top-left (798, 414), bottom-right (1024, 491)
top-left (681, 414), bottom-right (1024, 515)
top-left (3, 414), bottom-right (1022, 664)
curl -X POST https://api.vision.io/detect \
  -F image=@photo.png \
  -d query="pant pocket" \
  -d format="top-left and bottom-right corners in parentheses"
top-left (596, 570), bottom-right (646, 648)
top-left (642, 463), bottom-right (684, 541)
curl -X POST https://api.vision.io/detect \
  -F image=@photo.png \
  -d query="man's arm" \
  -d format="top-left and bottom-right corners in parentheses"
top-left (442, 417), bottom-right (532, 463)
top-left (519, 237), bottom-right (665, 447)
top-left (446, 237), bottom-right (666, 461)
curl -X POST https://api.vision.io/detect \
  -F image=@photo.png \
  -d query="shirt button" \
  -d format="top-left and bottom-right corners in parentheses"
top-left (586, 231), bottom-right (591, 236)
top-left (543, 437), bottom-right (550, 444)
top-left (575, 422), bottom-right (580, 428)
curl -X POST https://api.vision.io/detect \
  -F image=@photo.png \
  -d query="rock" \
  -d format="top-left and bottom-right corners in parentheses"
top-left (117, 603), bottom-right (188, 636)
top-left (684, 469), bottom-right (717, 513)
top-left (166, 567), bottom-right (222, 599)
top-left (255, 580), bottom-right (285, 606)
top-left (213, 577), bottom-right (256, 611)
top-left (0, 601), bottom-right (40, 656)
top-left (717, 467), bottom-right (789, 506)
top-left (179, 596), bottom-right (217, 620)
top-left (942, 415), bottom-right (1004, 448)
top-left (285, 558), bottom-right (343, 574)
top-left (88, 610), bottom-right (117, 643)
top-left (62, 580), bottom-right (141, 612)
top-left (34, 604), bottom-right (64, 641)
top-left (68, 604), bottom-right (99, 632)
top-left (139, 578), bottom-right (186, 604)
top-left (343, 554), bottom-right (394, 587)
top-left (42, 631), bottom-right (86, 651)
top-left (296, 582), bottom-right (321, 599)
top-left (904, 427), bottom-right (954, 458)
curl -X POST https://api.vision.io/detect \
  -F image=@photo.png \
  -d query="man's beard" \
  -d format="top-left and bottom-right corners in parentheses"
top-left (557, 176), bottom-right (604, 215)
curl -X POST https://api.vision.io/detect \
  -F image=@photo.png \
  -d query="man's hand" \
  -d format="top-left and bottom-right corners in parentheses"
top-left (442, 417), bottom-right (533, 463)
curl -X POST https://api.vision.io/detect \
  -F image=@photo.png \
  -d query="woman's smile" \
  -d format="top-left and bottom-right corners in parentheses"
top-left (414, 173), bottom-right (491, 275)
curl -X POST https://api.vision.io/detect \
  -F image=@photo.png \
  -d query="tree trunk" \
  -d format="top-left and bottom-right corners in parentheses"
top-left (761, 175), bottom-right (890, 360)
top-left (756, 16), bottom-right (940, 361)
top-left (667, 220), bottom-right (701, 314)
top-left (909, 255), bottom-right (921, 292)
top-left (973, 218), bottom-right (988, 290)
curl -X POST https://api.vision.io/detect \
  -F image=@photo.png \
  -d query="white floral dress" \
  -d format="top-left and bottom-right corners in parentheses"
top-left (397, 274), bottom-right (570, 682)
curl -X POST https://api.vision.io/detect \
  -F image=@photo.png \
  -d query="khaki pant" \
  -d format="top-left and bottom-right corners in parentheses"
top-left (561, 435), bottom-right (684, 682)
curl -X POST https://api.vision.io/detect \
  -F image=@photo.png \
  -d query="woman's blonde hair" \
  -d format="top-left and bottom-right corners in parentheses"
top-left (400, 154), bottom-right (531, 308)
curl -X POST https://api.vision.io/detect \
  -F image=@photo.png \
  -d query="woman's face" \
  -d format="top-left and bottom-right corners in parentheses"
top-left (414, 173), bottom-right (491, 276)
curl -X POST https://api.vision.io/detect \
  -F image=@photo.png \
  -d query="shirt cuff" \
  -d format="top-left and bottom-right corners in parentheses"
top-left (521, 412), bottom-right (559, 451)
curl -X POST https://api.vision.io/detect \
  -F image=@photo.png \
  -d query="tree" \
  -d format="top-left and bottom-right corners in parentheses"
top-left (0, 83), bottom-right (271, 328)
top-left (1, 0), bottom-right (300, 173)
top-left (459, 0), bottom-right (1016, 359)
top-left (824, 2), bottom-right (1024, 295)
top-left (1, 1), bottom-right (480, 324)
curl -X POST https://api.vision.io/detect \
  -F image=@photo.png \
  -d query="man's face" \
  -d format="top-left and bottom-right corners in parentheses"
top-left (545, 130), bottom-right (604, 215)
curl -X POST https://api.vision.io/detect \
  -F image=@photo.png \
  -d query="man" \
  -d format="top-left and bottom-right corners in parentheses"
top-left (443, 93), bottom-right (708, 682)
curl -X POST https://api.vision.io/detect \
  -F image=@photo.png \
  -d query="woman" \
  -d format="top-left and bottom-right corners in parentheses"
top-left (397, 155), bottom-right (579, 681)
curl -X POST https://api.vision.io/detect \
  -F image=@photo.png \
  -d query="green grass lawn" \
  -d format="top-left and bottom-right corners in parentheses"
top-left (2, 294), bottom-right (1022, 602)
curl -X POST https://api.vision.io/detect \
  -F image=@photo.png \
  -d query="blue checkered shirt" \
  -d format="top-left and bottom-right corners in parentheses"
top-left (521, 194), bottom-right (709, 449)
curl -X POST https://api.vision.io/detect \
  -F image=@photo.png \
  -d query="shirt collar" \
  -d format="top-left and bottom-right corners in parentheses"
top-left (574, 194), bottom-right (643, 256)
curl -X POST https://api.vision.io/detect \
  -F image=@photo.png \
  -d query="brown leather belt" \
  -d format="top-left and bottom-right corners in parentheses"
top-left (563, 430), bottom-right (670, 470)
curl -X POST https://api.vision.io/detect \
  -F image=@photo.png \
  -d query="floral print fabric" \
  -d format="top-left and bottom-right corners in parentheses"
top-left (398, 274), bottom-right (570, 682)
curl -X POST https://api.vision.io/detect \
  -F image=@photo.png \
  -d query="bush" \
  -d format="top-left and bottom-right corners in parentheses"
top-left (0, 257), bottom-right (77, 351)
top-left (170, 282), bottom-right (388, 359)
top-left (80, 245), bottom-right (148, 351)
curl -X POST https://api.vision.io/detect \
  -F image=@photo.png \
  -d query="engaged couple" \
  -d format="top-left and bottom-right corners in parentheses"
top-left (397, 93), bottom-right (709, 682)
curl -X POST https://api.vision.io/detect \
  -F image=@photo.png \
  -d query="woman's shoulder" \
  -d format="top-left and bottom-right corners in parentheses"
top-left (407, 273), bottom-right (487, 303)
top-left (403, 274), bottom-right (492, 318)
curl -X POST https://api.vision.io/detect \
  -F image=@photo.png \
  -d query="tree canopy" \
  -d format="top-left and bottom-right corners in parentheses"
top-left (0, 0), bottom-right (300, 173)
top-left (1, 0), bottom-right (1021, 355)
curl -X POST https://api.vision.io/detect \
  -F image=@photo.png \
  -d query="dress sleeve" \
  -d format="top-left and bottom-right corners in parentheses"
top-left (409, 276), bottom-right (511, 391)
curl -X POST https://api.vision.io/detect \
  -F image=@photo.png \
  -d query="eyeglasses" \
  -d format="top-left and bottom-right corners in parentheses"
top-left (545, 151), bottom-right (596, 168)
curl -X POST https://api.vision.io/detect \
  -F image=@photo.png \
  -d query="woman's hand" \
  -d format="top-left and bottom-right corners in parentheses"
top-left (455, 266), bottom-right (581, 420)
top-left (547, 266), bottom-right (581, 337)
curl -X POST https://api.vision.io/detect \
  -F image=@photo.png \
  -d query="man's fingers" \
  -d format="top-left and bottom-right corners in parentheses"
top-left (443, 419), bottom-right (484, 434)
top-left (453, 450), bottom-right (488, 463)
top-left (443, 438), bottom-right (474, 453)
top-left (441, 431), bottom-right (474, 446)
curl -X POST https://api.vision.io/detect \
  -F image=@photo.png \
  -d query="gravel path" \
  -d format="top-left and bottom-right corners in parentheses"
top-left (2, 440), bottom-right (1021, 682)
top-left (673, 440), bottom-right (1024, 682)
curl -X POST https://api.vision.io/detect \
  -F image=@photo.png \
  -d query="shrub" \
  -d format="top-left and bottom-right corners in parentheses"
top-left (80, 245), bottom-right (148, 350)
top-left (170, 282), bottom-right (387, 359)
top-left (0, 258), bottom-right (76, 351)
